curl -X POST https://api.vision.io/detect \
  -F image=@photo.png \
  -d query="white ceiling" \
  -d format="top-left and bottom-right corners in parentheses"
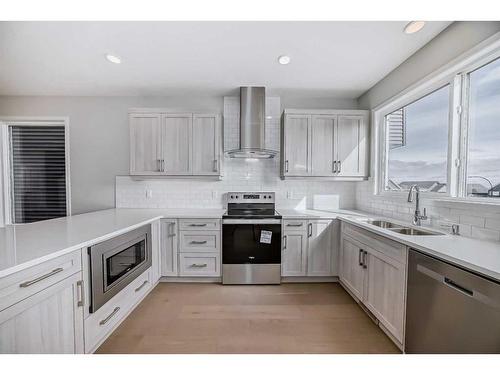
top-left (0, 21), bottom-right (452, 98)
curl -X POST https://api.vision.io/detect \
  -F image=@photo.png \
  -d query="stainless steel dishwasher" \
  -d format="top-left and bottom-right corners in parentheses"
top-left (406, 249), bottom-right (500, 353)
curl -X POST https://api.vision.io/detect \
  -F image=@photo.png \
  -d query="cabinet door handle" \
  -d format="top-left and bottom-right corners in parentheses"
top-left (76, 280), bottom-right (84, 307)
top-left (283, 235), bottom-right (287, 250)
top-left (189, 223), bottom-right (207, 227)
top-left (190, 240), bottom-right (207, 245)
top-left (285, 160), bottom-right (289, 173)
top-left (286, 223), bottom-right (303, 227)
top-left (362, 250), bottom-right (368, 269)
top-left (332, 160), bottom-right (337, 173)
top-left (338, 160), bottom-right (341, 173)
top-left (213, 159), bottom-right (218, 172)
top-left (134, 280), bottom-right (149, 293)
top-left (161, 159), bottom-right (165, 172)
top-left (169, 222), bottom-right (176, 237)
top-left (99, 307), bottom-right (120, 326)
top-left (358, 249), bottom-right (363, 266)
top-left (19, 267), bottom-right (64, 288)
top-left (156, 159), bottom-right (161, 172)
top-left (308, 223), bottom-right (313, 237)
top-left (190, 263), bottom-right (208, 268)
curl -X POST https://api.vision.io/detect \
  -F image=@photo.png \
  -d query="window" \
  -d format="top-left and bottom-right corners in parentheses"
top-left (466, 58), bottom-right (500, 198)
top-left (384, 85), bottom-right (450, 193)
top-left (3, 121), bottom-right (70, 224)
top-left (377, 41), bottom-right (500, 202)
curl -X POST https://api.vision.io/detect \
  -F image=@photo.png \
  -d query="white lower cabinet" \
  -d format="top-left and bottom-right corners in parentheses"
top-left (282, 219), bottom-right (335, 277)
top-left (161, 218), bottom-right (221, 278)
top-left (160, 219), bottom-right (178, 276)
top-left (339, 223), bottom-right (407, 345)
top-left (0, 272), bottom-right (84, 354)
top-left (84, 268), bottom-right (152, 353)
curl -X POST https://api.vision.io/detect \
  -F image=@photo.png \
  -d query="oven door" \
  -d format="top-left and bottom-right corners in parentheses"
top-left (222, 219), bottom-right (281, 264)
top-left (89, 225), bottom-right (152, 313)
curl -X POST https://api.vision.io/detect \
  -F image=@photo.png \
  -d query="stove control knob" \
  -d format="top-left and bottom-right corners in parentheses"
top-left (236, 195), bottom-right (239, 199)
top-left (230, 195), bottom-right (234, 199)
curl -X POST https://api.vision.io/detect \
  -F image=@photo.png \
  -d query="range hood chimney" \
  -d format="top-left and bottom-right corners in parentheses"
top-left (226, 87), bottom-right (277, 159)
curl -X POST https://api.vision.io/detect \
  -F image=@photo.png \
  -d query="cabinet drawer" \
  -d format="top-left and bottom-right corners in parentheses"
top-left (179, 253), bottom-right (220, 277)
top-left (179, 219), bottom-right (220, 231)
top-left (342, 222), bottom-right (406, 263)
top-left (0, 250), bottom-right (82, 312)
top-left (179, 231), bottom-right (220, 253)
top-left (283, 220), bottom-right (308, 231)
top-left (85, 268), bottom-right (152, 353)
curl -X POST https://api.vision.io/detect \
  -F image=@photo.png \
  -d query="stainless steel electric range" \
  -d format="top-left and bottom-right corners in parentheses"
top-left (222, 192), bottom-right (282, 284)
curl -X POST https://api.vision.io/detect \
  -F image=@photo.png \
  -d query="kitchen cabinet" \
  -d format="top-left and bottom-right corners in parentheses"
top-left (162, 113), bottom-right (192, 175)
top-left (0, 272), bottom-right (84, 354)
top-left (161, 219), bottom-right (178, 277)
top-left (339, 222), bottom-right (406, 344)
top-left (129, 113), bottom-right (162, 175)
top-left (129, 110), bottom-right (222, 177)
top-left (336, 115), bottom-right (368, 177)
top-left (282, 219), bottom-right (335, 277)
top-left (281, 227), bottom-right (308, 276)
top-left (192, 114), bottom-right (221, 175)
top-left (282, 114), bottom-right (310, 176)
top-left (281, 109), bottom-right (369, 179)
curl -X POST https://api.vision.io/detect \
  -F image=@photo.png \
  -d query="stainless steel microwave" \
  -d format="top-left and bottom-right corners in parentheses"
top-left (88, 225), bottom-right (152, 313)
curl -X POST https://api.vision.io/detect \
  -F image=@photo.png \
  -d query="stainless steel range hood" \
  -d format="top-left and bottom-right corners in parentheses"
top-left (226, 87), bottom-right (278, 159)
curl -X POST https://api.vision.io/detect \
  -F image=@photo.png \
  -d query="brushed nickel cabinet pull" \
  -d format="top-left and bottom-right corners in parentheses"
top-left (338, 160), bottom-right (341, 173)
top-left (285, 160), bottom-right (289, 173)
top-left (362, 250), bottom-right (368, 269)
top-left (332, 160), bottom-right (337, 173)
top-left (308, 223), bottom-right (313, 237)
top-left (189, 223), bottom-right (207, 227)
top-left (76, 280), bottom-right (84, 307)
top-left (358, 249), bottom-right (363, 266)
top-left (286, 223), bottom-right (303, 227)
top-left (213, 159), bottom-right (218, 172)
top-left (190, 263), bottom-right (208, 268)
top-left (134, 280), bottom-right (149, 293)
top-left (19, 267), bottom-right (64, 288)
top-left (169, 222), bottom-right (176, 237)
top-left (283, 235), bottom-right (287, 250)
top-left (190, 240), bottom-right (207, 245)
top-left (99, 307), bottom-right (120, 326)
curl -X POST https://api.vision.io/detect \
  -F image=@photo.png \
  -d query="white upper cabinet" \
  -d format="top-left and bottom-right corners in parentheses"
top-left (129, 110), bottom-right (222, 177)
top-left (311, 115), bottom-right (336, 176)
top-left (129, 114), bottom-right (163, 175)
top-left (281, 109), bottom-right (369, 179)
top-left (282, 114), bottom-right (311, 176)
top-left (336, 115), bottom-right (368, 177)
top-left (162, 113), bottom-right (192, 175)
top-left (192, 114), bottom-right (221, 175)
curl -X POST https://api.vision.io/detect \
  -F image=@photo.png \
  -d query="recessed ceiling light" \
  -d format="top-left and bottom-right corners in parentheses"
top-left (105, 53), bottom-right (121, 64)
top-left (404, 21), bottom-right (426, 34)
top-left (278, 55), bottom-right (291, 65)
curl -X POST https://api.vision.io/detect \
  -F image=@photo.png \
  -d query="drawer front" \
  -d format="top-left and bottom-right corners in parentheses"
top-left (0, 250), bottom-right (82, 312)
top-left (283, 220), bottom-right (308, 232)
top-left (179, 253), bottom-right (220, 277)
top-left (179, 231), bottom-right (220, 253)
top-left (85, 268), bottom-right (152, 353)
top-left (179, 219), bottom-right (220, 231)
top-left (342, 222), bottom-right (406, 263)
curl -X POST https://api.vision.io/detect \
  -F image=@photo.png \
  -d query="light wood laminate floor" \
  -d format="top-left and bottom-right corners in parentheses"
top-left (96, 283), bottom-right (400, 354)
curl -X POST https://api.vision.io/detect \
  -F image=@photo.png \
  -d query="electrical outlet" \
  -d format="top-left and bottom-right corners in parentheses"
top-left (146, 189), bottom-right (153, 199)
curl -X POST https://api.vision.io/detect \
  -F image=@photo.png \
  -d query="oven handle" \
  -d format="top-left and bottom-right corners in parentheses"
top-left (222, 219), bottom-right (282, 225)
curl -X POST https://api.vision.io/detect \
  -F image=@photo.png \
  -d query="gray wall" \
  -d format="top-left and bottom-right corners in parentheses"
top-left (0, 95), bottom-right (357, 214)
top-left (358, 21), bottom-right (500, 109)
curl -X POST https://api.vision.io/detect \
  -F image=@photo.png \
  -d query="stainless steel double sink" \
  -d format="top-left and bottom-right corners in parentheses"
top-left (362, 219), bottom-right (443, 236)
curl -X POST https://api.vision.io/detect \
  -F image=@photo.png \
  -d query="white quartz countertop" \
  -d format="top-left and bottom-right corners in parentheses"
top-left (1, 206), bottom-right (500, 282)
top-left (0, 208), bottom-right (225, 278)
top-left (338, 215), bottom-right (500, 282)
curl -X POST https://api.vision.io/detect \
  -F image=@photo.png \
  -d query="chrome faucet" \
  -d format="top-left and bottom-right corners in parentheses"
top-left (407, 185), bottom-right (428, 226)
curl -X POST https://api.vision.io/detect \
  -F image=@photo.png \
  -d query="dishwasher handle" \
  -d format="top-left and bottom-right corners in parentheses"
top-left (444, 277), bottom-right (474, 297)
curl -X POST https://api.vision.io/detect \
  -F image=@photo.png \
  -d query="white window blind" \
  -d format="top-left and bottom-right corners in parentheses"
top-left (9, 125), bottom-right (67, 223)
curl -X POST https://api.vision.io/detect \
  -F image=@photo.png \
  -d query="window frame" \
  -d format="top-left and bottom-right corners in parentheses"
top-left (0, 117), bottom-right (71, 225)
top-left (373, 33), bottom-right (500, 205)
